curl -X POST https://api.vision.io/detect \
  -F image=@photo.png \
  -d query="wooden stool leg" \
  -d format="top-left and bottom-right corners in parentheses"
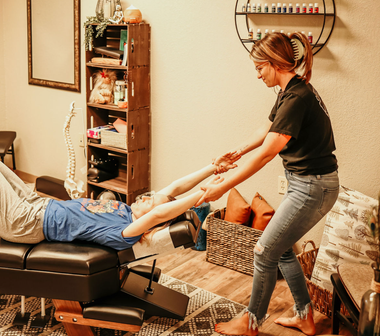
top-left (53, 300), bottom-right (95, 336)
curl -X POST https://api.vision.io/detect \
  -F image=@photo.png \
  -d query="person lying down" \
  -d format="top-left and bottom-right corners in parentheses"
top-left (0, 154), bottom-right (239, 250)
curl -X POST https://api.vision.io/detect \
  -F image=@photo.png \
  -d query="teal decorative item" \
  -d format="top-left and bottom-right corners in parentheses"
top-left (191, 202), bottom-right (210, 251)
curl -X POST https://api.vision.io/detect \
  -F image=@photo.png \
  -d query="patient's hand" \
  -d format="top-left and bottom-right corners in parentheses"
top-left (213, 151), bottom-right (241, 174)
top-left (195, 176), bottom-right (225, 206)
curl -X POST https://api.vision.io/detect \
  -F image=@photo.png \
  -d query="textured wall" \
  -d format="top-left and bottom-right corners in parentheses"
top-left (0, 0), bottom-right (5, 128)
top-left (1, 0), bottom-right (379, 252)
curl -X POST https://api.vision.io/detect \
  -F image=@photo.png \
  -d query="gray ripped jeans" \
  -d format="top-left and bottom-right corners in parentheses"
top-left (0, 162), bottom-right (50, 244)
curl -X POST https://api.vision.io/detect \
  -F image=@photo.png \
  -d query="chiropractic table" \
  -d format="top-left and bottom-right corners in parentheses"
top-left (0, 210), bottom-right (201, 335)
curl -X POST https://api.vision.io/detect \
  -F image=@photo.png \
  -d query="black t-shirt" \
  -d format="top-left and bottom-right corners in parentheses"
top-left (269, 76), bottom-right (338, 175)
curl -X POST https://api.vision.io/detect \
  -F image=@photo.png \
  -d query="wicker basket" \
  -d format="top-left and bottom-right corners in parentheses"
top-left (296, 240), bottom-right (337, 317)
top-left (206, 208), bottom-right (263, 276)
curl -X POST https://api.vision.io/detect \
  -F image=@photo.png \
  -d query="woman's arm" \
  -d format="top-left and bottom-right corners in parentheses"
top-left (213, 119), bottom-right (273, 174)
top-left (232, 119), bottom-right (273, 156)
top-left (157, 153), bottom-right (238, 198)
top-left (195, 132), bottom-right (290, 206)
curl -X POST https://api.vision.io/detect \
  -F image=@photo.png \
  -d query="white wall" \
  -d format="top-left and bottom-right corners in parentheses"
top-left (1, 0), bottom-right (380, 252)
top-left (0, 0), bottom-right (5, 128)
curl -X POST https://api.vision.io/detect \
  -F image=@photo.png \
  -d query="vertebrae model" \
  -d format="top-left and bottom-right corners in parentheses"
top-left (63, 101), bottom-right (85, 199)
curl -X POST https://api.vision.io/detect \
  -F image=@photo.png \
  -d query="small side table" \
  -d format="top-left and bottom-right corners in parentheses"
top-left (330, 263), bottom-right (373, 335)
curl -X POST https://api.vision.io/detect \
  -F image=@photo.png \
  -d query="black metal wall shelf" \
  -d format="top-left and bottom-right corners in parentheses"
top-left (235, 0), bottom-right (336, 55)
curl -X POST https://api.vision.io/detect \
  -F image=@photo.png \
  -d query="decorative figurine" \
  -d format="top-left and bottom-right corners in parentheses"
top-left (109, 4), bottom-right (124, 24)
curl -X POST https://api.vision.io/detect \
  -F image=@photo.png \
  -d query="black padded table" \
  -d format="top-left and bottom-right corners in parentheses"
top-left (0, 210), bottom-right (201, 335)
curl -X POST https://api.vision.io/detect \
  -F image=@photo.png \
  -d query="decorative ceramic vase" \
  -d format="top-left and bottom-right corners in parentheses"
top-left (358, 262), bottom-right (380, 336)
top-left (96, 0), bottom-right (116, 21)
top-left (123, 5), bottom-right (142, 24)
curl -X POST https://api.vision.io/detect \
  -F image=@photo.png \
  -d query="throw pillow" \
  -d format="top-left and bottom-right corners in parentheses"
top-left (251, 192), bottom-right (275, 231)
top-left (310, 186), bottom-right (378, 292)
top-left (224, 188), bottom-right (252, 225)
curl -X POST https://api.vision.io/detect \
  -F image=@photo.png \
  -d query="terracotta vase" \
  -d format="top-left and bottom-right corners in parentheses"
top-left (123, 5), bottom-right (142, 24)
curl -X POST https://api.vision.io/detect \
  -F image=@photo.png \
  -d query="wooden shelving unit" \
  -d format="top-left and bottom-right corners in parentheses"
top-left (85, 23), bottom-right (151, 204)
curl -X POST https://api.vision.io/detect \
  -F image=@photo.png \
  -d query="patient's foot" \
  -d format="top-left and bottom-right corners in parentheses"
top-left (215, 312), bottom-right (258, 336)
top-left (274, 309), bottom-right (316, 336)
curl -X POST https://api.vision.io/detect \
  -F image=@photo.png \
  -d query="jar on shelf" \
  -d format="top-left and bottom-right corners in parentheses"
top-left (114, 80), bottom-right (127, 105)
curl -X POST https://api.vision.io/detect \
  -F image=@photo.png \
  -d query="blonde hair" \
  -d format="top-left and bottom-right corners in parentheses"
top-left (250, 32), bottom-right (313, 83)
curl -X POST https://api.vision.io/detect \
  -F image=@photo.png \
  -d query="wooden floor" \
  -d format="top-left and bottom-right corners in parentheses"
top-left (154, 248), bottom-right (353, 336)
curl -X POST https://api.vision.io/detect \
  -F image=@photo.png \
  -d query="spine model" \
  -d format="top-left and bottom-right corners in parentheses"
top-left (63, 101), bottom-right (85, 199)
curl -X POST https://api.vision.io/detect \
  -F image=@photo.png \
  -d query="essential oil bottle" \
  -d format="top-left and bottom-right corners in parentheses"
top-left (249, 28), bottom-right (253, 39)
top-left (308, 3), bottom-right (313, 12)
top-left (302, 3), bottom-right (307, 12)
top-left (264, 3), bottom-right (269, 12)
top-left (289, 3), bottom-right (293, 12)
top-left (277, 2), bottom-right (282, 12)
top-left (242, 4), bottom-right (246, 11)
top-left (296, 3), bottom-right (300, 12)
top-left (257, 3), bottom-right (262, 12)
top-left (247, 2), bottom-right (251, 12)
top-left (252, 3), bottom-right (257, 11)
top-left (308, 31), bottom-right (313, 43)
top-left (314, 2), bottom-right (319, 12)
top-left (283, 3), bottom-right (287, 12)
top-left (257, 28), bottom-right (262, 40)
top-left (272, 3), bottom-right (276, 12)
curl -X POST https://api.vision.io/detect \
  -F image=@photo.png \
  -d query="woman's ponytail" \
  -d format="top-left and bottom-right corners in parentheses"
top-left (289, 32), bottom-right (313, 83)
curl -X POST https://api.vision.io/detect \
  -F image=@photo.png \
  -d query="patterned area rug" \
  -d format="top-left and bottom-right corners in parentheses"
top-left (0, 274), bottom-right (246, 335)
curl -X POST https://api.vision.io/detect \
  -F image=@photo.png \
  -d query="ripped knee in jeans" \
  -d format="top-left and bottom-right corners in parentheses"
top-left (254, 241), bottom-right (264, 255)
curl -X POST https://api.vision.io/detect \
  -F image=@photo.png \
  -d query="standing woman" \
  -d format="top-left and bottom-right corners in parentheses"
top-left (197, 32), bottom-right (339, 336)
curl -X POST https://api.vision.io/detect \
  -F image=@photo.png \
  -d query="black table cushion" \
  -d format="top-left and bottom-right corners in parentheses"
top-left (0, 239), bottom-right (34, 269)
top-left (26, 241), bottom-right (119, 275)
top-left (83, 292), bottom-right (145, 326)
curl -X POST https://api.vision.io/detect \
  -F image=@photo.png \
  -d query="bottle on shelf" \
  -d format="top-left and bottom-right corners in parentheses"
top-left (252, 3), bottom-right (257, 11)
top-left (314, 2), bottom-right (319, 12)
top-left (277, 2), bottom-right (282, 12)
top-left (282, 3), bottom-right (287, 12)
top-left (249, 28), bottom-right (254, 39)
top-left (308, 3), bottom-right (313, 13)
top-left (242, 3), bottom-right (246, 11)
top-left (302, 3), bottom-right (307, 12)
top-left (257, 28), bottom-right (262, 40)
top-left (296, 3), bottom-right (300, 12)
top-left (264, 3), bottom-right (269, 12)
top-left (272, 3), bottom-right (276, 12)
top-left (289, 3), bottom-right (293, 13)
top-left (247, 2), bottom-right (251, 12)
top-left (257, 3), bottom-right (262, 12)
top-left (308, 31), bottom-right (313, 43)
top-left (265, 29), bottom-right (269, 36)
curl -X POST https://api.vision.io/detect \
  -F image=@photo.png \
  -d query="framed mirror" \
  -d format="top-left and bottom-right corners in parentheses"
top-left (27, 0), bottom-right (81, 92)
